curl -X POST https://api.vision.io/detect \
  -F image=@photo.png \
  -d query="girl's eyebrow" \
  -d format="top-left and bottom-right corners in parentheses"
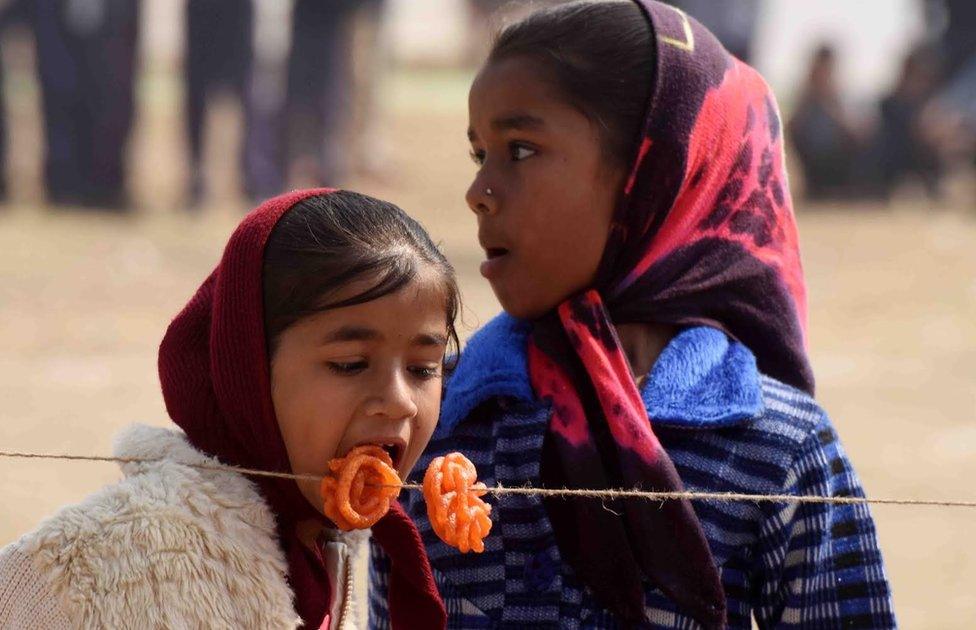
top-left (413, 332), bottom-right (449, 348)
top-left (321, 327), bottom-right (447, 348)
top-left (321, 326), bottom-right (380, 344)
top-left (491, 113), bottom-right (545, 132)
top-left (467, 112), bottom-right (546, 141)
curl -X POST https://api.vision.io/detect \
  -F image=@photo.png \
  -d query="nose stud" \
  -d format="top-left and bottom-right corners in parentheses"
top-left (485, 187), bottom-right (493, 196)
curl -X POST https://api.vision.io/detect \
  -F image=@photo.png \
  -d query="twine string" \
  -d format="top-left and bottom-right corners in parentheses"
top-left (2, 450), bottom-right (974, 509)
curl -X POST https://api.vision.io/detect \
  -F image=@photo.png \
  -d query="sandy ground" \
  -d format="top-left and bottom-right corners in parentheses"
top-left (0, 66), bottom-right (974, 627)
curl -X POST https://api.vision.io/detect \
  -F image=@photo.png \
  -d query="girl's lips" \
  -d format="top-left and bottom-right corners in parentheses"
top-left (480, 249), bottom-right (511, 279)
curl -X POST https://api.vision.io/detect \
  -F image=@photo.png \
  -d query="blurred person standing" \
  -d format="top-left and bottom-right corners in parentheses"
top-left (874, 46), bottom-right (945, 200)
top-left (242, 0), bottom-right (292, 202)
top-left (184, 0), bottom-right (254, 207)
top-left (283, 0), bottom-right (356, 188)
top-left (0, 0), bottom-right (29, 203)
top-left (926, 0), bottom-right (976, 83)
top-left (345, 0), bottom-right (390, 179)
top-left (182, 0), bottom-right (453, 202)
top-left (30, 0), bottom-right (141, 210)
top-left (925, 0), bottom-right (976, 173)
top-left (787, 44), bottom-right (862, 200)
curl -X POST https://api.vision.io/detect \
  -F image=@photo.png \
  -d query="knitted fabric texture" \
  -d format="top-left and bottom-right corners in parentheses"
top-left (0, 545), bottom-right (72, 629)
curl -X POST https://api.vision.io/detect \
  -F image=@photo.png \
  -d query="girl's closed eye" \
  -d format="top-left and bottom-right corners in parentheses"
top-left (469, 148), bottom-right (486, 166)
top-left (326, 359), bottom-right (368, 375)
top-left (325, 358), bottom-right (442, 380)
top-left (409, 363), bottom-right (442, 380)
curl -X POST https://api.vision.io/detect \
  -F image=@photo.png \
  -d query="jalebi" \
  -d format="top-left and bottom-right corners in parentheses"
top-left (423, 452), bottom-right (493, 553)
top-left (320, 445), bottom-right (402, 530)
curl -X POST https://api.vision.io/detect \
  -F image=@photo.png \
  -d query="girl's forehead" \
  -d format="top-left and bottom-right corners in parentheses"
top-left (330, 270), bottom-right (448, 311)
top-left (287, 278), bottom-right (450, 344)
top-left (468, 57), bottom-right (565, 119)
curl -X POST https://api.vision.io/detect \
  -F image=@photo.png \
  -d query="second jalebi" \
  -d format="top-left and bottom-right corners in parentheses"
top-left (423, 452), bottom-right (493, 553)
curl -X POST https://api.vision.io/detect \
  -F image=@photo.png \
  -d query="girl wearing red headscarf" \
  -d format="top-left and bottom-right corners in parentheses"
top-left (369, 2), bottom-right (896, 628)
top-left (0, 190), bottom-right (449, 629)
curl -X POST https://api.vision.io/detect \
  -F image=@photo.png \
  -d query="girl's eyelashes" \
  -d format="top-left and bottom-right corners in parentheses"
top-left (468, 142), bottom-right (537, 166)
top-left (409, 364), bottom-right (442, 380)
top-left (325, 360), bottom-right (442, 380)
top-left (326, 360), bottom-right (368, 375)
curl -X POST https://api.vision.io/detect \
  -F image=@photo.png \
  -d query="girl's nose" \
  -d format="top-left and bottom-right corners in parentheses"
top-left (465, 173), bottom-right (498, 216)
top-left (365, 370), bottom-right (418, 422)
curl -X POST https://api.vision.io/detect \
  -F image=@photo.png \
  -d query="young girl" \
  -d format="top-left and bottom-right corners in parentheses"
top-left (0, 189), bottom-right (451, 629)
top-left (370, 2), bottom-right (896, 628)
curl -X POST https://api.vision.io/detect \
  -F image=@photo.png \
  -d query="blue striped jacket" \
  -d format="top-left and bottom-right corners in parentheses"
top-left (370, 315), bottom-right (896, 628)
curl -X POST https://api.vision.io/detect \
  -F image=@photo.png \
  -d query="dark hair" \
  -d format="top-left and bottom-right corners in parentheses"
top-left (488, 0), bottom-right (656, 168)
top-left (262, 191), bottom-right (460, 362)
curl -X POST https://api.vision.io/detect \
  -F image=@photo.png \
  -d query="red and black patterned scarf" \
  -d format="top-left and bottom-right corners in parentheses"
top-left (527, 2), bottom-right (812, 627)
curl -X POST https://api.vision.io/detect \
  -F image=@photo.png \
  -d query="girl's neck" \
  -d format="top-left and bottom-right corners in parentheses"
top-left (296, 518), bottom-right (328, 552)
top-left (614, 322), bottom-right (676, 386)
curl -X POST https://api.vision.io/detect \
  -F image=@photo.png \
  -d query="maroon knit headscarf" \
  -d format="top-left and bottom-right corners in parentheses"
top-left (528, 2), bottom-right (811, 627)
top-left (158, 188), bottom-right (446, 629)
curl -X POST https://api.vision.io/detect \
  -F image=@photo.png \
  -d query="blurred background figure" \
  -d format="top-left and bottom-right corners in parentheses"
top-left (0, 0), bottom-right (29, 204)
top-left (243, 0), bottom-right (290, 202)
top-left (667, 0), bottom-right (761, 63)
top-left (926, 0), bottom-right (976, 84)
top-left (285, 0), bottom-right (392, 186)
top-left (284, 0), bottom-right (357, 189)
top-left (0, 0), bottom-right (970, 212)
top-left (184, 0), bottom-right (392, 204)
top-left (31, 0), bottom-right (141, 211)
top-left (924, 0), bottom-right (976, 177)
top-left (183, 0), bottom-right (253, 208)
top-left (345, 0), bottom-right (391, 180)
top-left (872, 45), bottom-right (945, 200)
top-left (787, 44), bottom-right (863, 200)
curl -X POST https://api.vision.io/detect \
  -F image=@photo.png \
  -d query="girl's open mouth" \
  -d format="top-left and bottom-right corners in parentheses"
top-left (480, 248), bottom-right (510, 279)
top-left (379, 442), bottom-right (404, 468)
top-left (354, 439), bottom-right (406, 469)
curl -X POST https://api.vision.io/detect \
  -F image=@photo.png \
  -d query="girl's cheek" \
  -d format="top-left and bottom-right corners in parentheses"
top-left (411, 390), bottom-right (442, 444)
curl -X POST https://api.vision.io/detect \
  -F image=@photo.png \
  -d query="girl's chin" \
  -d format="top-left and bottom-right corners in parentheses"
top-left (496, 294), bottom-right (554, 322)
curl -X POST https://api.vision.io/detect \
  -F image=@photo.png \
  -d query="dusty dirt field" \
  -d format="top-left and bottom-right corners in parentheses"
top-left (1, 67), bottom-right (974, 627)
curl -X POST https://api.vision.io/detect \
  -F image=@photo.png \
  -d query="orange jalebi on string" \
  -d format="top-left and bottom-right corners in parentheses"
top-left (320, 445), bottom-right (402, 530)
top-left (423, 452), bottom-right (493, 553)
